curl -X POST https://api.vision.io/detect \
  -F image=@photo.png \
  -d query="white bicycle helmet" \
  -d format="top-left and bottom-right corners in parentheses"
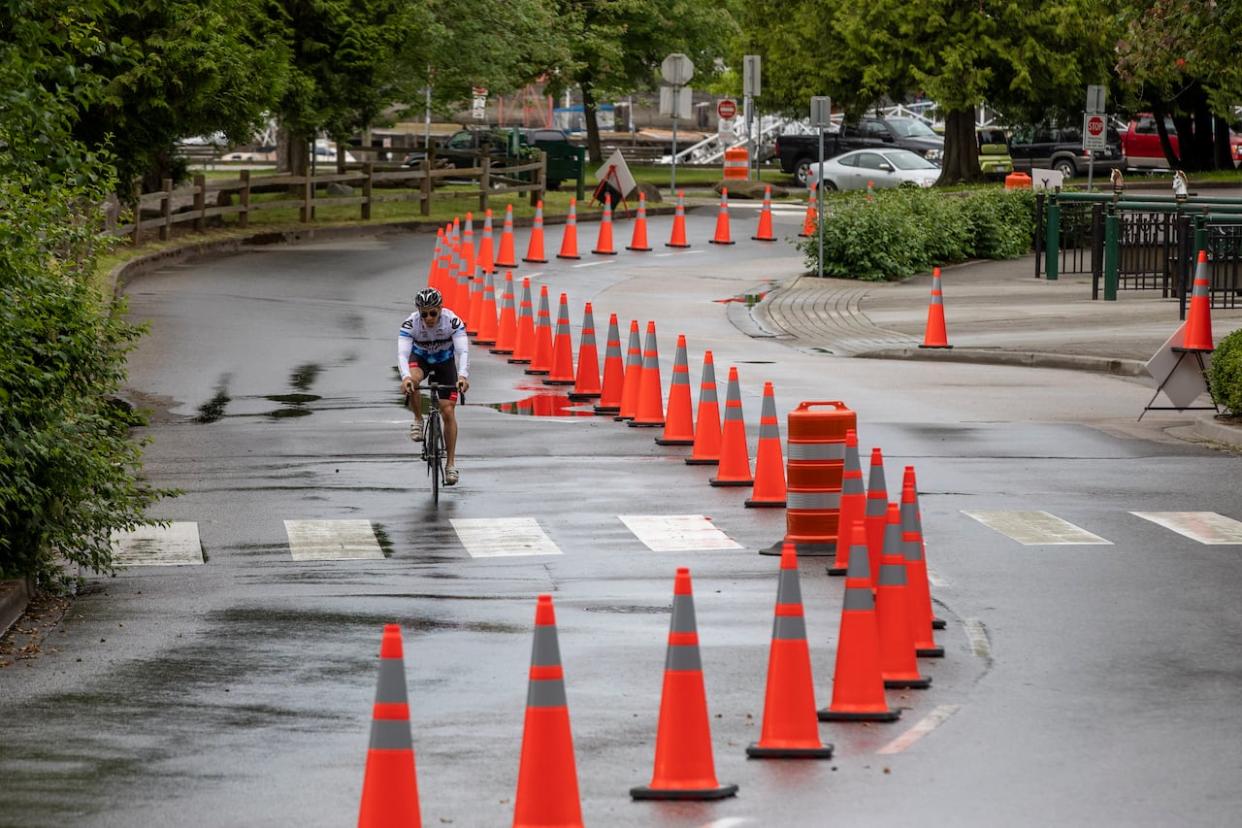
top-left (415, 287), bottom-right (442, 309)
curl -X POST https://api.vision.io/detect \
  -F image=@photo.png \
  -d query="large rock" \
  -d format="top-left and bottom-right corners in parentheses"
top-left (713, 179), bottom-right (788, 199)
top-left (326, 181), bottom-right (353, 196)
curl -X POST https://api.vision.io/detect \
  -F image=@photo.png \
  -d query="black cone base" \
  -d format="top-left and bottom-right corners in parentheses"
top-left (917, 646), bottom-right (946, 658)
top-left (489, 348), bottom-right (514, 355)
top-left (709, 478), bottom-right (752, 487)
top-left (593, 405), bottom-right (620, 415)
top-left (932, 617), bottom-right (947, 630)
top-left (475, 339), bottom-right (496, 347)
top-left (631, 783), bottom-right (738, 801)
top-left (508, 358), bottom-right (532, 365)
top-left (745, 498), bottom-right (786, 508)
top-left (884, 676), bottom-right (932, 690)
top-left (918, 344), bottom-right (953, 349)
top-left (628, 421), bottom-right (663, 429)
top-left (614, 415), bottom-right (634, 422)
top-left (684, 457), bottom-right (719, 466)
top-left (827, 563), bottom-right (847, 576)
top-left (818, 707), bottom-right (901, 723)
top-left (568, 391), bottom-right (601, 401)
top-left (655, 437), bottom-right (694, 446)
top-left (591, 250), bottom-right (618, 256)
top-left (665, 243), bottom-right (691, 249)
top-left (626, 245), bottom-right (653, 252)
top-left (708, 240), bottom-right (736, 245)
top-left (746, 742), bottom-right (834, 759)
top-left (520, 257), bottom-right (546, 264)
top-left (760, 540), bottom-right (836, 557)
top-left (524, 369), bottom-right (550, 376)
top-left (496, 261), bottom-right (520, 269)
top-left (752, 236), bottom-right (777, 242)
top-left (556, 254), bottom-right (582, 261)
top-left (542, 379), bottom-right (574, 386)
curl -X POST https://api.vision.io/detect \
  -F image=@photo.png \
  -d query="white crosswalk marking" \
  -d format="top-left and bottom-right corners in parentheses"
top-left (876, 704), bottom-right (961, 755)
top-left (451, 517), bottom-right (562, 558)
top-left (618, 515), bottom-right (743, 552)
top-left (111, 522), bottom-right (204, 566)
top-left (963, 511), bottom-right (1112, 545)
top-left (1131, 512), bottom-right (1242, 544)
top-left (284, 520), bottom-right (383, 561)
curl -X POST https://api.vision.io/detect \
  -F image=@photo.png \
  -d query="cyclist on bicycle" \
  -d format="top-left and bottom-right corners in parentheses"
top-left (398, 287), bottom-right (470, 485)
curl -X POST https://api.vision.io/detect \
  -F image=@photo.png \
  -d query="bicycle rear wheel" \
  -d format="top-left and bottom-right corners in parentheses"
top-left (427, 414), bottom-right (441, 505)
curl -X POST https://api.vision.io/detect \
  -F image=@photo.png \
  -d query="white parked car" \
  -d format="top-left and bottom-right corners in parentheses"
top-left (807, 148), bottom-right (940, 191)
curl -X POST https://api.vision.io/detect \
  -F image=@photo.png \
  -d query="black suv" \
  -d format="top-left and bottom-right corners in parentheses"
top-left (776, 116), bottom-right (945, 185)
top-left (1008, 124), bottom-right (1123, 179)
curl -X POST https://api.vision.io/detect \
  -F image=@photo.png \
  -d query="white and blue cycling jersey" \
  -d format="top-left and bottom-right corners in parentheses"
top-left (397, 307), bottom-right (469, 379)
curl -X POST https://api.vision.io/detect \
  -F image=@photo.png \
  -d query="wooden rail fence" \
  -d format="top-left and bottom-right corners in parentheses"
top-left (106, 152), bottom-right (547, 244)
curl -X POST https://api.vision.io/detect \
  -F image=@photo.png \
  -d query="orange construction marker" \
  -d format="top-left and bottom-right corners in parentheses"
top-left (665, 191), bottom-right (690, 248)
top-left (685, 351), bottom-right (722, 466)
top-left (475, 272), bottom-right (499, 346)
top-left (615, 320), bottom-right (643, 422)
top-left (655, 335), bottom-right (694, 445)
top-left (509, 277), bottom-right (535, 365)
top-left (490, 271), bottom-right (518, 355)
top-left (752, 185), bottom-right (777, 242)
top-left (357, 625), bottom-right (422, 827)
top-left (544, 292), bottom-right (576, 386)
top-left (902, 477), bottom-right (944, 657)
top-left (631, 569), bottom-right (738, 801)
top-left (478, 208), bottom-right (496, 274)
top-left (593, 313), bottom-right (624, 414)
top-left (708, 187), bottom-right (735, 245)
top-left (495, 204), bottom-right (518, 269)
top-left (1182, 249), bottom-right (1215, 351)
top-left (522, 201), bottom-right (547, 264)
top-left (629, 321), bottom-right (665, 428)
top-left (919, 266), bottom-right (951, 349)
top-left (745, 382), bottom-right (786, 507)
top-left (828, 429), bottom-right (864, 575)
top-left (876, 503), bottom-right (931, 689)
top-left (525, 285), bottom-right (554, 376)
top-left (557, 199), bottom-right (581, 260)
top-left (710, 367), bottom-right (752, 486)
top-left (865, 448), bottom-right (888, 582)
top-left (592, 193), bottom-right (618, 255)
top-left (568, 302), bottom-right (602, 400)
top-left (627, 191), bottom-right (653, 251)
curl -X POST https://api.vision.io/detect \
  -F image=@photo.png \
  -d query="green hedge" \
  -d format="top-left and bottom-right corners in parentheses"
top-left (801, 187), bottom-right (1037, 281)
top-left (1210, 328), bottom-right (1242, 416)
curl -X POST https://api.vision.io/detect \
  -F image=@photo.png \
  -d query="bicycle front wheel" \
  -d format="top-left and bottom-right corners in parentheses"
top-left (427, 416), bottom-right (441, 505)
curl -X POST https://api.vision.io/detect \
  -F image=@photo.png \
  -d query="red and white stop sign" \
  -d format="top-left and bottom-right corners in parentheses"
top-left (717, 99), bottom-right (737, 120)
top-left (1087, 115), bottom-right (1105, 137)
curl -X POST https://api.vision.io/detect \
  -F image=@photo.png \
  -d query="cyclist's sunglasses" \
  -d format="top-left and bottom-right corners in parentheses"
top-left (419, 307), bottom-right (441, 319)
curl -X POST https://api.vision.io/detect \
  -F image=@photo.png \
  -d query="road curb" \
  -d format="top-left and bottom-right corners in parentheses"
top-left (855, 346), bottom-right (1147, 377)
top-left (1192, 413), bottom-right (1242, 450)
top-left (0, 578), bottom-right (34, 638)
top-left (107, 207), bottom-right (679, 299)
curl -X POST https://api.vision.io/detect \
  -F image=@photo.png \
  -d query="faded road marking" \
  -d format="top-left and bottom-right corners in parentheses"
top-left (698, 819), bottom-right (756, 828)
top-left (285, 520), bottom-right (383, 561)
top-left (926, 568), bottom-right (948, 588)
top-left (963, 618), bottom-right (991, 660)
top-left (572, 260), bottom-right (610, 269)
top-left (619, 515), bottom-right (743, 552)
top-left (450, 517), bottom-right (562, 558)
top-left (1131, 511), bottom-right (1242, 545)
top-left (653, 250), bottom-right (706, 258)
top-left (963, 511), bottom-right (1112, 545)
top-left (876, 704), bottom-right (961, 755)
top-left (112, 522), bottom-right (203, 566)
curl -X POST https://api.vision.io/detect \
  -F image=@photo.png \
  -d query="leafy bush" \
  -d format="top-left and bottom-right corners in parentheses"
top-left (1210, 328), bottom-right (1242, 416)
top-left (802, 187), bottom-right (1037, 281)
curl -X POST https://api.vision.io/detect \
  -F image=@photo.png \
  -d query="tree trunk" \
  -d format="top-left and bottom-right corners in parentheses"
top-left (335, 133), bottom-right (348, 175)
top-left (935, 108), bottom-right (981, 186)
top-left (278, 126), bottom-right (310, 176)
top-left (1172, 114), bottom-right (1197, 170)
top-left (1214, 114), bottom-right (1233, 170)
top-left (1153, 104), bottom-right (1180, 169)
top-left (1193, 103), bottom-right (1215, 172)
top-left (581, 81), bottom-right (603, 165)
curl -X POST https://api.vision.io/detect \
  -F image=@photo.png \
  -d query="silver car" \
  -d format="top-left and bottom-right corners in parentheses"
top-left (806, 148), bottom-right (940, 191)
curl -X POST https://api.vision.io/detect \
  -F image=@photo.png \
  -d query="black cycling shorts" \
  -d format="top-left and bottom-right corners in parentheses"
top-left (408, 357), bottom-right (459, 401)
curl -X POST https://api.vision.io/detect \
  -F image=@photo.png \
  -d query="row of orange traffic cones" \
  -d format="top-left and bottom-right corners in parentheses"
top-left (359, 502), bottom-right (942, 824)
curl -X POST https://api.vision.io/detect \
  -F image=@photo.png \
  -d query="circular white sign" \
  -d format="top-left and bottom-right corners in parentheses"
top-left (661, 53), bottom-right (694, 86)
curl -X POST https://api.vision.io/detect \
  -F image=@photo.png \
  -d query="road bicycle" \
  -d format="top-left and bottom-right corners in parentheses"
top-left (412, 382), bottom-right (462, 504)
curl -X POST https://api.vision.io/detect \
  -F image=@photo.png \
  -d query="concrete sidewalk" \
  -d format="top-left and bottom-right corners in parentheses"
top-left (756, 254), bottom-right (1242, 370)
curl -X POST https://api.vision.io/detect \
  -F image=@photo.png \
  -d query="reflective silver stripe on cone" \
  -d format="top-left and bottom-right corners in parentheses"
top-left (865, 497), bottom-right (887, 517)
top-left (666, 644), bottom-right (702, 671)
top-left (642, 330), bottom-right (659, 368)
top-left (557, 318), bottom-right (570, 337)
top-left (538, 293), bottom-right (550, 317)
top-left (773, 613), bottom-right (807, 640)
top-left (776, 568), bottom-right (802, 605)
top-left (903, 536), bottom-right (924, 561)
top-left (788, 443), bottom-right (845, 460)
top-left (883, 521), bottom-right (902, 556)
top-left (375, 660), bottom-right (407, 703)
top-left (787, 491), bottom-right (840, 510)
top-left (670, 594), bottom-right (697, 633)
top-left (877, 564), bottom-right (907, 586)
top-left (626, 328), bottom-right (641, 366)
top-left (845, 544), bottom-right (871, 581)
top-left (605, 342), bottom-right (622, 357)
top-left (702, 361), bottom-right (717, 385)
top-left (868, 463), bottom-right (887, 491)
top-left (759, 423), bottom-right (780, 439)
top-left (843, 588), bottom-right (875, 611)
top-left (369, 718), bottom-right (413, 750)
top-left (582, 330), bottom-right (596, 346)
top-left (843, 474), bottom-right (865, 494)
top-left (527, 678), bottom-right (568, 708)
top-left (700, 387), bottom-right (718, 403)
top-left (723, 405), bottom-right (744, 421)
top-left (930, 295), bottom-right (943, 305)
top-left (531, 625), bottom-right (562, 666)
top-left (672, 372), bottom-right (689, 385)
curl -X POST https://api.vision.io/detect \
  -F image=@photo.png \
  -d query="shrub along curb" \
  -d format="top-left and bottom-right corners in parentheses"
top-left (106, 206), bottom-right (677, 300)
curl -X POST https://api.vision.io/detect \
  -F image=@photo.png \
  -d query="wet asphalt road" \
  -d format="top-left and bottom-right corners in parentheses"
top-left (2, 207), bottom-right (1242, 827)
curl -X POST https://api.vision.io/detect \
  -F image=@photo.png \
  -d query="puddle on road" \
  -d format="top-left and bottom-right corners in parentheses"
top-left (289, 363), bottom-right (321, 391)
top-left (490, 391), bottom-right (596, 418)
top-left (195, 379), bottom-right (232, 423)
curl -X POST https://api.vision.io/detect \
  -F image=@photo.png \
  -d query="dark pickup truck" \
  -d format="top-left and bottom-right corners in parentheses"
top-left (775, 117), bottom-right (945, 185)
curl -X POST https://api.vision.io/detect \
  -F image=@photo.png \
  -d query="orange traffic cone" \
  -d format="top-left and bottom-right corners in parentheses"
top-left (685, 351), bottom-right (722, 466)
top-left (466, 275), bottom-right (483, 337)
top-left (509, 277), bottom-right (535, 365)
top-left (475, 272), bottom-right (499, 346)
top-left (631, 568), bottom-right (738, 801)
top-left (451, 263), bottom-right (469, 322)
top-left (615, 320), bottom-right (643, 421)
top-left (865, 448), bottom-right (888, 582)
top-left (629, 322), bottom-right (665, 428)
top-left (593, 313), bottom-right (624, 414)
top-left (903, 467), bottom-right (946, 632)
top-left (569, 302), bottom-right (602, 400)
top-left (357, 624), bottom-right (421, 828)
top-left (655, 335), bottom-right (694, 445)
top-left (708, 187), bottom-right (734, 245)
top-left (818, 523), bottom-right (901, 723)
top-left (522, 201), bottom-right (547, 264)
top-left (828, 429), bottom-right (864, 576)
top-left (592, 194), bottom-right (618, 255)
top-left (478, 209), bottom-right (496, 274)
top-left (747, 543), bottom-right (835, 759)
top-left (490, 272), bottom-right (518, 355)
top-left (710, 367), bottom-right (753, 486)
top-left (746, 382), bottom-right (786, 507)
top-left (525, 286), bottom-right (554, 375)
top-left (426, 234), bottom-right (442, 290)
top-left (919, 266), bottom-right (951, 348)
top-left (799, 185), bottom-right (817, 238)
top-left (513, 595), bottom-right (584, 828)
top-left (461, 212), bottom-right (477, 278)
top-left (544, 292), bottom-right (576, 386)
top-left (627, 191), bottom-right (653, 251)
top-left (877, 504), bottom-right (931, 689)
top-left (665, 191), bottom-right (690, 248)
top-left (557, 198), bottom-right (581, 260)
top-left (1182, 249), bottom-right (1215, 351)
top-left (752, 185), bottom-right (777, 242)
top-left (496, 204), bottom-right (518, 269)
top-left (901, 477), bottom-right (944, 658)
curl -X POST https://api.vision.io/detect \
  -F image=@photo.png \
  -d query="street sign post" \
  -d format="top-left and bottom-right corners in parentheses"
top-left (743, 55), bottom-right (761, 180)
top-left (717, 99), bottom-right (737, 121)
top-left (1084, 85), bottom-right (1107, 190)
top-left (810, 96), bottom-right (832, 279)
top-left (662, 53), bottom-right (695, 191)
top-left (1086, 84), bottom-right (1107, 114)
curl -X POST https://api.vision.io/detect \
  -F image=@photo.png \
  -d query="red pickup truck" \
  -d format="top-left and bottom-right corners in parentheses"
top-left (1122, 114), bottom-right (1242, 169)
